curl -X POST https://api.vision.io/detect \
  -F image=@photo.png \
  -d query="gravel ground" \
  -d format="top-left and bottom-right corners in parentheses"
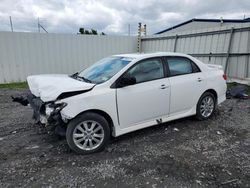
top-left (0, 89), bottom-right (250, 188)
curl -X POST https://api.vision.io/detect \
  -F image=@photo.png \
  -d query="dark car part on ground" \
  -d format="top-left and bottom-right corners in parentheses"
top-left (226, 84), bottom-right (250, 99)
top-left (11, 95), bottom-right (29, 106)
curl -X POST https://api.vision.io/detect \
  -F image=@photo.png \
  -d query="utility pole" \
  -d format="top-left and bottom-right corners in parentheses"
top-left (38, 17), bottom-right (40, 33)
top-left (128, 24), bottom-right (130, 36)
top-left (137, 22), bottom-right (142, 52)
top-left (9, 16), bottom-right (13, 32)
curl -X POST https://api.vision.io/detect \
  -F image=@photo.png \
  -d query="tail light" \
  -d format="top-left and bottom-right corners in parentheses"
top-left (223, 74), bottom-right (227, 80)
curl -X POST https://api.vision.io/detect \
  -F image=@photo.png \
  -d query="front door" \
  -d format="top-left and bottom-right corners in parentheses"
top-left (116, 58), bottom-right (170, 129)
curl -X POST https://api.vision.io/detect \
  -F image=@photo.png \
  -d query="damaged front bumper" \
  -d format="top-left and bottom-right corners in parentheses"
top-left (13, 93), bottom-right (68, 136)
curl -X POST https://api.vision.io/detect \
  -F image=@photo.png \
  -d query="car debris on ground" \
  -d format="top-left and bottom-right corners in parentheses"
top-left (216, 131), bottom-right (222, 135)
top-left (173, 128), bottom-right (180, 132)
top-left (226, 83), bottom-right (250, 99)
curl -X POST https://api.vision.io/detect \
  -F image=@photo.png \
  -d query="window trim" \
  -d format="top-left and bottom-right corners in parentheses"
top-left (111, 57), bottom-right (166, 88)
top-left (164, 56), bottom-right (201, 77)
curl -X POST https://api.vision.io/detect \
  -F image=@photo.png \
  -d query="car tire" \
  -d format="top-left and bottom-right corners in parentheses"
top-left (196, 92), bottom-right (216, 120)
top-left (66, 112), bottom-right (110, 154)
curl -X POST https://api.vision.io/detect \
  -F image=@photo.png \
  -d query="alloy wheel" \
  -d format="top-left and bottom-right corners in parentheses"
top-left (73, 120), bottom-right (104, 151)
top-left (200, 96), bottom-right (215, 118)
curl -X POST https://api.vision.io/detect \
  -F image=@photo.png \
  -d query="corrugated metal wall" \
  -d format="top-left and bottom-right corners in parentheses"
top-left (141, 24), bottom-right (250, 79)
top-left (0, 32), bottom-right (137, 83)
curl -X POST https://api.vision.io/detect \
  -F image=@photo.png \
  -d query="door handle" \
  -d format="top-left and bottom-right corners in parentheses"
top-left (197, 78), bottom-right (203, 82)
top-left (160, 84), bottom-right (169, 89)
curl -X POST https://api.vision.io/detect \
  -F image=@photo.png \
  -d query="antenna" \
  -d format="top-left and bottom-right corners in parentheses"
top-left (38, 17), bottom-right (40, 33)
top-left (39, 24), bottom-right (48, 33)
top-left (37, 18), bottom-right (48, 33)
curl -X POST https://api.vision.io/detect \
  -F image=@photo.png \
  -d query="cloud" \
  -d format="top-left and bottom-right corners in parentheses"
top-left (0, 0), bottom-right (250, 35)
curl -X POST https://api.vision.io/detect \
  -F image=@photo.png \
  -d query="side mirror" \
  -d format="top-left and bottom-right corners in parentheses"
top-left (117, 76), bottom-right (136, 88)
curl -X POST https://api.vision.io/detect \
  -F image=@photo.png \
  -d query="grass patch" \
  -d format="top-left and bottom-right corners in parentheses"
top-left (0, 82), bottom-right (28, 89)
top-left (227, 82), bottom-right (238, 88)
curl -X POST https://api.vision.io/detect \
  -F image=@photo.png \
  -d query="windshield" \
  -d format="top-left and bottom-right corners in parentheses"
top-left (78, 56), bottom-right (132, 84)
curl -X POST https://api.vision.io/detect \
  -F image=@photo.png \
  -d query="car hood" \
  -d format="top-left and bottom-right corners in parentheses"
top-left (27, 74), bottom-right (95, 102)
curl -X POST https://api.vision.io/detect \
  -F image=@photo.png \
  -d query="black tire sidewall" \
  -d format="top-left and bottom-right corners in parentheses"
top-left (196, 92), bottom-right (216, 120)
top-left (66, 112), bottom-right (110, 154)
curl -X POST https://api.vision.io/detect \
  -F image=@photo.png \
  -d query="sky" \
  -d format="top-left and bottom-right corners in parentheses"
top-left (0, 0), bottom-right (250, 35)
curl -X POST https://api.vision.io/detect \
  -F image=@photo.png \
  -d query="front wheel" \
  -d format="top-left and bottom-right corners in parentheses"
top-left (196, 92), bottom-right (216, 120)
top-left (66, 112), bottom-right (110, 154)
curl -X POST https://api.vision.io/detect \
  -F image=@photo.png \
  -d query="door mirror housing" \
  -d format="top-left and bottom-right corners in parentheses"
top-left (116, 76), bottom-right (136, 88)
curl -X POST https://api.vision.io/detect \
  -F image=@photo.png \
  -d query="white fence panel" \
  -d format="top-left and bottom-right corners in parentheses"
top-left (0, 32), bottom-right (137, 83)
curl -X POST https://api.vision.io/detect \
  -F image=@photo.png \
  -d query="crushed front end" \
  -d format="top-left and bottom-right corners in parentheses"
top-left (11, 74), bottom-right (96, 136)
top-left (13, 93), bottom-right (68, 136)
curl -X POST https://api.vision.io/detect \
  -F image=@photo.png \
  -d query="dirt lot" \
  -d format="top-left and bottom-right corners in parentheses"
top-left (0, 89), bottom-right (250, 188)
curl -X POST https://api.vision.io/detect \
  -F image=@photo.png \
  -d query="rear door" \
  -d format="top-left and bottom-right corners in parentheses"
top-left (164, 57), bottom-right (206, 116)
top-left (116, 57), bottom-right (171, 129)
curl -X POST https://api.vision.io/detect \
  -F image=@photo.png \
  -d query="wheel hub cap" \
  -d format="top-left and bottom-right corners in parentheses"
top-left (73, 120), bottom-right (104, 151)
top-left (200, 96), bottom-right (214, 118)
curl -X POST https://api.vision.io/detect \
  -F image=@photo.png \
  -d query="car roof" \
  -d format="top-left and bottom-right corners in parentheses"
top-left (113, 52), bottom-right (189, 60)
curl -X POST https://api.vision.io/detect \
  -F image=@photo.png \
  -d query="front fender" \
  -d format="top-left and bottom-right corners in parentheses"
top-left (60, 88), bottom-right (119, 127)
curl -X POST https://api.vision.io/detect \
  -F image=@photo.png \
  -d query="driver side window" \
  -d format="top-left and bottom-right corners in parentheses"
top-left (126, 58), bottom-right (164, 84)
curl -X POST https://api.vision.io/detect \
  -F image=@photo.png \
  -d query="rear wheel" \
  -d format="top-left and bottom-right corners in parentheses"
top-left (196, 92), bottom-right (216, 120)
top-left (66, 112), bottom-right (110, 154)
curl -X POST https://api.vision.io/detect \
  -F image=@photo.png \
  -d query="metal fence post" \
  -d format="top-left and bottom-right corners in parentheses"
top-left (173, 34), bottom-right (178, 52)
top-left (224, 27), bottom-right (234, 74)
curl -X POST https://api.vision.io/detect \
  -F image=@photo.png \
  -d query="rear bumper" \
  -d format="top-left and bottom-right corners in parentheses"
top-left (218, 94), bottom-right (226, 105)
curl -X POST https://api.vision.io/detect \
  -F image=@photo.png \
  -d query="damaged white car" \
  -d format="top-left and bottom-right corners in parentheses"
top-left (13, 52), bottom-right (227, 154)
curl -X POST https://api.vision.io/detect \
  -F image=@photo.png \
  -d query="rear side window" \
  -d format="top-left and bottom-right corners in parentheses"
top-left (167, 57), bottom-right (200, 76)
top-left (127, 58), bottom-right (164, 83)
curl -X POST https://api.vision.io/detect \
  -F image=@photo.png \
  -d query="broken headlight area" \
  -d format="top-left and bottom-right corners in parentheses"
top-left (12, 93), bottom-right (68, 136)
top-left (45, 102), bottom-right (67, 117)
top-left (44, 102), bottom-right (68, 136)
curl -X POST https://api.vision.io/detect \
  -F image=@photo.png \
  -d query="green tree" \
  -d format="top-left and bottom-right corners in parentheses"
top-left (84, 30), bottom-right (90, 34)
top-left (91, 29), bottom-right (98, 35)
top-left (78, 27), bottom-right (106, 35)
top-left (79, 28), bottom-right (85, 34)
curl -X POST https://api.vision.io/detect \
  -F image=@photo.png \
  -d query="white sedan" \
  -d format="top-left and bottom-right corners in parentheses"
top-left (17, 52), bottom-right (227, 154)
